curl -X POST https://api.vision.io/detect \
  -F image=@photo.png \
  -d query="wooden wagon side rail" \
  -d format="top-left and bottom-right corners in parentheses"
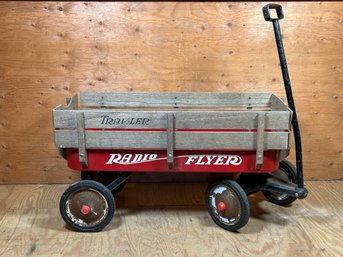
top-left (54, 130), bottom-right (289, 150)
top-left (53, 93), bottom-right (292, 169)
top-left (53, 110), bottom-right (291, 130)
top-left (80, 92), bottom-right (276, 109)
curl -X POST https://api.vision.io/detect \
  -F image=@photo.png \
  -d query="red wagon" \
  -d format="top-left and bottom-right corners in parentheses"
top-left (53, 4), bottom-right (307, 232)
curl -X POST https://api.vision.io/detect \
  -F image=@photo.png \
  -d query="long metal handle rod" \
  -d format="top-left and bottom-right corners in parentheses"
top-left (272, 20), bottom-right (304, 188)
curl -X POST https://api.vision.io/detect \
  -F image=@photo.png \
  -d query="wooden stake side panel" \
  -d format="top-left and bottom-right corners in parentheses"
top-left (53, 109), bottom-right (291, 130)
top-left (54, 130), bottom-right (289, 150)
top-left (53, 93), bottom-right (291, 152)
top-left (80, 92), bottom-right (275, 108)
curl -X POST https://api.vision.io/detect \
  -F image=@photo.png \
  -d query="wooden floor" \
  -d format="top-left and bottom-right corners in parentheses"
top-left (0, 181), bottom-right (342, 257)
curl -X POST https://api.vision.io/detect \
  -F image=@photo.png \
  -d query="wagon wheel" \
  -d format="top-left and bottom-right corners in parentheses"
top-left (262, 160), bottom-right (297, 206)
top-left (81, 172), bottom-right (126, 195)
top-left (205, 180), bottom-right (250, 232)
top-left (60, 180), bottom-right (115, 232)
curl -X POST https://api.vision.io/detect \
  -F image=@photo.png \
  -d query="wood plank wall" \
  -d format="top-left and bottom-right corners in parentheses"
top-left (0, 2), bottom-right (342, 183)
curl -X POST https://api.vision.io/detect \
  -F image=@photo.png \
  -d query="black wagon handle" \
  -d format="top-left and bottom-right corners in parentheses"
top-left (262, 4), bottom-right (307, 198)
top-left (263, 4), bottom-right (284, 21)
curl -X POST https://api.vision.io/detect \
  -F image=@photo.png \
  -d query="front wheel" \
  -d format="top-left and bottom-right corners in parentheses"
top-left (205, 180), bottom-right (250, 232)
top-left (262, 160), bottom-right (297, 206)
top-left (60, 180), bottom-right (115, 232)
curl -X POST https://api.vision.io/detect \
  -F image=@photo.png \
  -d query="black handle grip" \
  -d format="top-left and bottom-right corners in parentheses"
top-left (263, 4), bottom-right (284, 21)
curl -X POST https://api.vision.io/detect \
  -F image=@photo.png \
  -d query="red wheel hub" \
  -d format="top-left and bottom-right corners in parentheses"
top-left (217, 201), bottom-right (226, 211)
top-left (81, 205), bottom-right (91, 215)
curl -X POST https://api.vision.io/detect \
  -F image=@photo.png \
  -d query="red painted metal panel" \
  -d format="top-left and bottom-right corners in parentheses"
top-left (67, 149), bottom-right (280, 173)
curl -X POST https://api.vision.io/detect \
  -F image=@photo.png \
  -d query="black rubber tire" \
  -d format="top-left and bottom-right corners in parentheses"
top-left (205, 180), bottom-right (250, 232)
top-left (81, 172), bottom-right (126, 195)
top-left (60, 180), bottom-right (115, 232)
top-left (262, 160), bottom-right (297, 206)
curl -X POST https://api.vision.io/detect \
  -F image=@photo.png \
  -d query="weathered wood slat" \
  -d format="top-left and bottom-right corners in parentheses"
top-left (255, 114), bottom-right (265, 169)
top-left (54, 130), bottom-right (289, 150)
top-left (53, 110), bottom-right (291, 130)
top-left (80, 92), bottom-right (273, 108)
top-left (66, 95), bottom-right (78, 110)
top-left (77, 112), bottom-right (88, 167)
top-left (167, 114), bottom-right (175, 169)
top-left (268, 94), bottom-right (290, 111)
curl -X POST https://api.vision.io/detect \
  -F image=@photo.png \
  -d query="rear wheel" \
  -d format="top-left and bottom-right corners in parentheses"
top-left (262, 160), bottom-right (297, 206)
top-left (205, 180), bottom-right (250, 232)
top-left (60, 180), bottom-right (115, 232)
